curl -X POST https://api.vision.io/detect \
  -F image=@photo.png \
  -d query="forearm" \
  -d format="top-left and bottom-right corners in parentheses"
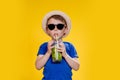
top-left (64, 54), bottom-right (80, 71)
top-left (35, 52), bottom-right (51, 70)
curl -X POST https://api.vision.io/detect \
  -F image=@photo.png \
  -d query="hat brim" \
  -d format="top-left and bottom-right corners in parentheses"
top-left (42, 10), bottom-right (71, 38)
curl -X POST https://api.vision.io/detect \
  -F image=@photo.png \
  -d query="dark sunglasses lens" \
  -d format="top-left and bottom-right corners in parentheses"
top-left (57, 24), bottom-right (64, 30)
top-left (48, 24), bottom-right (55, 30)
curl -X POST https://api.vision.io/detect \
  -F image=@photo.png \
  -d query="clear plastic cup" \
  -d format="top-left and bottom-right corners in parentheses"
top-left (52, 41), bottom-right (62, 62)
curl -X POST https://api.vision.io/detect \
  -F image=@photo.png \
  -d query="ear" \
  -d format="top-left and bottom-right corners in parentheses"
top-left (46, 27), bottom-right (50, 35)
top-left (63, 27), bottom-right (68, 36)
top-left (47, 31), bottom-right (50, 36)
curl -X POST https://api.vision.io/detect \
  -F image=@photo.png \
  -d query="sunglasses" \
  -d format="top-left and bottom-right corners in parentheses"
top-left (47, 24), bottom-right (65, 30)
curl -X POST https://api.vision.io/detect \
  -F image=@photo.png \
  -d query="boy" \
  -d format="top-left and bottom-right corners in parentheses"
top-left (35, 10), bottom-right (80, 80)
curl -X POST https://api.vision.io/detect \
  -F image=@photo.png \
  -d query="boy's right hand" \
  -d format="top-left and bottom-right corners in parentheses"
top-left (47, 40), bottom-right (54, 55)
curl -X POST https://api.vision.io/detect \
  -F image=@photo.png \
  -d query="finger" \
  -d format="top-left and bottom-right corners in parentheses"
top-left (59, 43), bottom-right (64, 47)
top-left (57, 47), bottom-right (62, 50)
top-left (59, 44), bottom-right (62, 47)
top-left (50, 46), bottom-right (55, 49)
top-left (48, 40), bottom-right (54, 46)
top-left (57, 50), bottom-right (62, 53)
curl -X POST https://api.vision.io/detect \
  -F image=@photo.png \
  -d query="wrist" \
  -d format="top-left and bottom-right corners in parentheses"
top-left (46, 51), bottom-right (51, 56)
top-left (63, 52), bottom-right (68, 58)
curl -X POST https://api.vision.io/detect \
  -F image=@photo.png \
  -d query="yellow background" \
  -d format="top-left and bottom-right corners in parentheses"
top-left (0, 0), bottom-right (120, 80)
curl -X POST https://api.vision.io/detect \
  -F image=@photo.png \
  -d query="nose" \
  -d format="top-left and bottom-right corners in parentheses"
top-left (54, 26), bottom-right (58, 31)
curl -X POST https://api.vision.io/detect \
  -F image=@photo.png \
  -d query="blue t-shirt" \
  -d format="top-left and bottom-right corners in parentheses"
top-left (37, 42), bottom-right (78, 80)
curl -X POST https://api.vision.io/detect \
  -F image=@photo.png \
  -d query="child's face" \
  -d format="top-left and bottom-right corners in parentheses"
top-left (46, 18), bottom-right (66, 40)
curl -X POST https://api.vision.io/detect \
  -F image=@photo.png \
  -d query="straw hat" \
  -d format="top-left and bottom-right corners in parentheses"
top-left (42, 10), bottom-right (71, 37)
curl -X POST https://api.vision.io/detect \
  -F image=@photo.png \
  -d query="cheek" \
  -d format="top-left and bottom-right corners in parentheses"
top-left (47, 29), bottom-right (51, 35)
top-left (48, 30), bottom-right (54, 35)
top-left (59, 30), bottom-right (65, 35)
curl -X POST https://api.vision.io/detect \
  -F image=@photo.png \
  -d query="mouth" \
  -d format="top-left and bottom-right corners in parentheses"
top-left (53, 33), bottom-right (58, 40)
top-left (53, 34), bottom-right (63, 41)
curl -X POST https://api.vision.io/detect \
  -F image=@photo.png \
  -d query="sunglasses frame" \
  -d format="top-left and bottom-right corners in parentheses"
top-left (47, 24), bottom-right (66, 30)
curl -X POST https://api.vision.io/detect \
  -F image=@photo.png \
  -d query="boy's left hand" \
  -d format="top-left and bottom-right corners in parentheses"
top-left (57, 42), bottom-right (67, 58)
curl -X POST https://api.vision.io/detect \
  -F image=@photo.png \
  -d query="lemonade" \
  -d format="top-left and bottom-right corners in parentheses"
top-left (52, 35), bottom-right (62, 62)
top-left (52, 43), bottom-right (62, 62)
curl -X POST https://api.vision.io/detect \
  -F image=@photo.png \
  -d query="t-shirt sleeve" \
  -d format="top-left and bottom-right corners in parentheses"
top-left (37, 42), bottom-right (47, 56)
top-left (69, 43), bottom-right (79, 58)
